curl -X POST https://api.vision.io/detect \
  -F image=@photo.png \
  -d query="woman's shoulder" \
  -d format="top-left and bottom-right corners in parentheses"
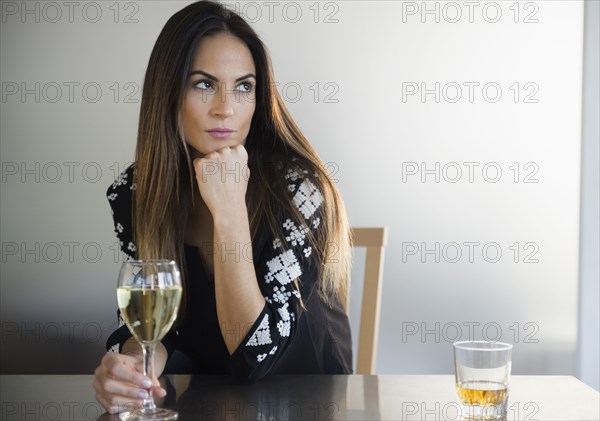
top-left (106, 162), bottom-right (136, 199)
top-left (105, 163), bottom-right (136, 260)
top-left (105, 163), bottom-right (136, 218)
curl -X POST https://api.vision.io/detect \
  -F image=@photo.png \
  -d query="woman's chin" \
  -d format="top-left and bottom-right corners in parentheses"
top-left (188, 140), bottom-right (246, 157)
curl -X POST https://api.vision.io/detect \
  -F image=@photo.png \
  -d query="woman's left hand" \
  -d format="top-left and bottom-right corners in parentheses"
top-left (193, 145), bottom-right (250, 217)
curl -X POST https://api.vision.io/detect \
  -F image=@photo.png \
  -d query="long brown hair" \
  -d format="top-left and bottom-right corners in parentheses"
top-left (133, 0), bottom-right (352, 317)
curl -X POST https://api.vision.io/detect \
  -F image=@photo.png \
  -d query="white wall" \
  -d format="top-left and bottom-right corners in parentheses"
top-left (578, 0), bottom-right (599, 391)
top-left (0, 0), bottom-right (591, 384)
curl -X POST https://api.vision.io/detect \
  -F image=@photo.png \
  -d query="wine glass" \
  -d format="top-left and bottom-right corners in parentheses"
top-left (116, 260), bottom-right (182, 420)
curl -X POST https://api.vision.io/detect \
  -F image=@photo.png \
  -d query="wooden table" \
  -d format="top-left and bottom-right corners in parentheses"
top-left (1, 375), bottom-right (598, 420)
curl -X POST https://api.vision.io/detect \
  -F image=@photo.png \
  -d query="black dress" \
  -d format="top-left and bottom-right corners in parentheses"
top-left (105, 164), bottom-right (353, 381)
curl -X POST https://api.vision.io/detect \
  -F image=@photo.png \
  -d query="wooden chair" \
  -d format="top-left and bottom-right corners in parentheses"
top-left (349, 227), bottom-right (388, 375)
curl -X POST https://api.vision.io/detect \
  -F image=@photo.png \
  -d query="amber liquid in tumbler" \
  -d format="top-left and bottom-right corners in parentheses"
top-left (456, 380), bottom-right (508, 406)
top-left (456, 380), bottom-right (508, 419)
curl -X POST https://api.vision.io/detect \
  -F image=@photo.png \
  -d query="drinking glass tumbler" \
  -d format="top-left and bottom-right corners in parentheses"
top-left (453, 341), bottom-right (513, 420)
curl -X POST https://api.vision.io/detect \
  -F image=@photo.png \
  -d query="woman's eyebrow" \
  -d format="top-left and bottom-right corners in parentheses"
top-left (188, 70), bottom-right (256, 82)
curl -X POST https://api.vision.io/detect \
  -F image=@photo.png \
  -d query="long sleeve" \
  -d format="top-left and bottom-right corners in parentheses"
top-left (106, 164), bottom-right (136, 262)
top-left (227, 166), bottom-right (328, 380)
top-left (104, 165), bottom-right (136, 353)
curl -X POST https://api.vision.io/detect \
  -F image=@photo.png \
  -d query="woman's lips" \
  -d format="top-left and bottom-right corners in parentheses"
top-left (206, 129), bottom-right (234, 138)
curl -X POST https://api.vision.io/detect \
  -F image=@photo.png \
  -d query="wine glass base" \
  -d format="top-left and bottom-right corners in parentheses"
top-left (119, 408), bottom-right (178, 420)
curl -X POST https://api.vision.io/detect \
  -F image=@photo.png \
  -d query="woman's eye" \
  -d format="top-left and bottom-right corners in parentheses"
top-left (238, 82), bottom-right (253, 93)
top-left (194, 80), bottom-right (213, 90)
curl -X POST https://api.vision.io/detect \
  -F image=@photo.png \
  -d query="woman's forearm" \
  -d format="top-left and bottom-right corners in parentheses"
top-left (213, 208), bottom-right (266, 354)
top-left (121, 337), bottom-right (168, 377)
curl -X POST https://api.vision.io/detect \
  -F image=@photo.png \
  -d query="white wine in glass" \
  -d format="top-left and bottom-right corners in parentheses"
top-left (117, 260), bottom-right (182, 420)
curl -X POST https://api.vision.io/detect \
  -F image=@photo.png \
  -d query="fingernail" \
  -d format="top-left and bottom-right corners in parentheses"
top-left (141, 379), bottom-right (152, 388)
top-left (137, 390), bottom-right (149, 399)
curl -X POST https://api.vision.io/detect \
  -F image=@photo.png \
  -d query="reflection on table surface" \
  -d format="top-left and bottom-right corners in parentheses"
top-left (163, 375), bottom-right (375, 420)
top-left (108, 375), bottom-right (381, 421)
top-left (1, 374), bottom-right (598, 420)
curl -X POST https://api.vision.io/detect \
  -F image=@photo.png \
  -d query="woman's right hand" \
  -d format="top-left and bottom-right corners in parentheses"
top-left (93, 352), bottom-right (166, 414)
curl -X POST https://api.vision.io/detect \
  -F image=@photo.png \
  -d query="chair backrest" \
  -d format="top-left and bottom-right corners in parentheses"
top-left (348, 227), bottom-right (388, 375)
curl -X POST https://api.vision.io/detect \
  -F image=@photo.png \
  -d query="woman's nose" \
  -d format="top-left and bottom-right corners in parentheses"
top-left (211, 83), bottom-right (235, 118)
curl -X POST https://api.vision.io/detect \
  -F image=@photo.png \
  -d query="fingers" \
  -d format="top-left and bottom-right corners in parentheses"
top-left (152, 376), bottom-right (167, 396)
top-left (93, 373), bottom-right (144, 415)
top-left (192, 145), bottom-right (248, 164)
top-left (102, 354), bottom-right (152, 388)
top-left (153, 384), bottom-right (167, 398)
top-left (231, 144), bottom-right (248, 158)
top-left (93, 375), bottom-right (166, 414)
top-left (94, 353), bottom-right (155, 414)
top-left (132, 360), bottom-right (166, 396)
top-left (194, 148), bottom-right (249, 175)
top-left (95, 376), bottom-right (150, 400)
top-left (95, 391), bottom-right (142, 415)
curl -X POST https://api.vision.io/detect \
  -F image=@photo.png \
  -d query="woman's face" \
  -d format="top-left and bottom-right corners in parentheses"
top-left (181, 32), bottom-right (257, 156)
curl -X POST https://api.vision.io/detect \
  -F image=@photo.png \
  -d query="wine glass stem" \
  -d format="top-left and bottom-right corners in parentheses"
top-left (141, 344), bottom-right (156, 412)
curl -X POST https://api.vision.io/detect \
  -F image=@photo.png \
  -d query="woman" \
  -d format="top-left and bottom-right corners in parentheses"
top-left (93, 0), bottom-right (353, 414)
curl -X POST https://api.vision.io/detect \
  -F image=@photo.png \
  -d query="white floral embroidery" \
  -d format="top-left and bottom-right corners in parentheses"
top-left (293, 178), bottom-right (323, 219)
top-left (284, 168), bottom-right (300, 182)
top-left (303, 246), bottom-right (312, 257)
top-left (246, 314), bottom-right (272, 346)
top-left (127, 242), bottom-right (136, 252)
top-left (285, 224), bottom-right (307, 247)
top-left (107, 193), bottom-right (118, 201)
top-left (272, 286), bottom-right (292, 304)
top-left (283, 218), bottom-right (295, 231)
top-left (266, 250), bottom-right (301, 286)
top-left (264, 271), bottom-right (275, 284)
top-left (242, 165), bottom-right (326, 363)
top-left (116, 223), bottom-right (124, 233)
top-left (272, 238), bottom-right (282, 250)
top-left (277, 303), bottom-right (290, 321)
top-left (111, 171), bottom-right (128, 190)
top-left (277, 320), bottom-right (291, 337)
